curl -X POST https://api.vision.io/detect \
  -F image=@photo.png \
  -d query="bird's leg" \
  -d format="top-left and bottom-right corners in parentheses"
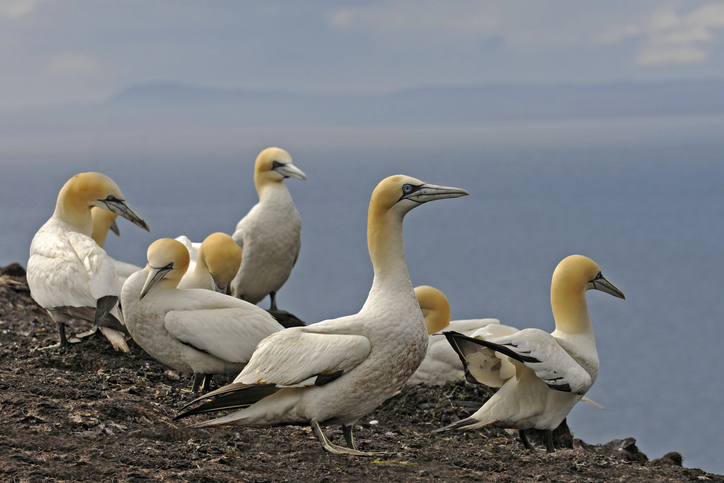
top-left (38, 322), bottom-right (70, 350)
top-left (519, 429), bottom-right (537, 452)
top-left (342, 424), bottom-right (358, 450)
top-left (202, 374), bottom-right (214, 392)
top-left (544, 430), bottom-right (555, 453)
top-left (191, 373), bottom-right (209, 393)
top-left (269, 292), bottom-right (278, 311)
top-left (311, 421), bottom-right (385, 457)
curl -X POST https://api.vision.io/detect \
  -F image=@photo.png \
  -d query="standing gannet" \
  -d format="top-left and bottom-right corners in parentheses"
top-left (91, 207), bottom-right (143, 280)
top-left (406, 285), bottom-right (506, 386)
top-left (27, 172), bottom-right (150, 350)
top-left (121, 238), bottom-right (284, 392)
top-left (176, 175), bottom-right (468, 455)
top-left (230, 147), bottom-right (306, 310)
top-left (177, 233), bottom-right (242, 293)
top-left (436, 255), bottom-right (625, 452)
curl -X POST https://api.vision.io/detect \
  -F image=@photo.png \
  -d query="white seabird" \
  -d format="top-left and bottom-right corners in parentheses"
top-left (175, 175), bottom-right (468, 455)
top-left (27, 172), bottom-right (150, 351)
top-left (230, 147), bottom-right (306, 310)
top-left (436, 255), bottom-right (625, 452)
top-left (121, 238), bottom-right (284, 392)
top-left (177, 232), bottom-right (242, 294)
top-left (91, 206), bottom-right (143, 280)
top-left (406, 285), bottom-right (506, 386)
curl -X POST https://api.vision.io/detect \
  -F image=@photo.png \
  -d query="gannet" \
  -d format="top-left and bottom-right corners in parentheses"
top-left (91, 207), bottom-right (143, 280)
top-left (230, 147), bottom-right (306, 310)
top-left (121, 238), bottom-right (284, 392)
top-left (177, 233), bottom-right (242, 293)
top-left (406, 285), bottom-right (506, 386)
top-left (27, 172), bottom-right (150, 351)
top-left (175, 175), bottom-right (468, 455)
top-left (436, 255), bottom-right (625, 452)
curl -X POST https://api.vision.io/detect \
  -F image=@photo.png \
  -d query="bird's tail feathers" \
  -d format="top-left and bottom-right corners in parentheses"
top-left (175, 382), bottom-right (279, 420)
top-left (432, 416), bottom-right (482, 434)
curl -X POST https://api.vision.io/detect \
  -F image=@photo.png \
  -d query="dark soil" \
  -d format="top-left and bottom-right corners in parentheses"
top-left (1, 263), bottom-right (719, 482)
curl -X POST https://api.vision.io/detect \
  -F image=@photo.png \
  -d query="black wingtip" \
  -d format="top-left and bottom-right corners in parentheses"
top-left (175, 383), bottom-right (279, 420)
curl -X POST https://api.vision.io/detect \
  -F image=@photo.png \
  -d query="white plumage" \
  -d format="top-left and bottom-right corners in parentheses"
top-left (176, 175), bottom-right (468, 455)
top-left (230, 147), bottom-right (306, 310)
top-left (177, 232), bottom-right (242, 293)
top-left (27, 172), bottom-right (150, 351)
top-left (437, 255), bottom-right (625, 452)
top-left (91, 206), bottom-right (143, 280)
top-left (406, 285), bottom-right (508, 386)
top-left (121, 238), bottom-right (283, 392)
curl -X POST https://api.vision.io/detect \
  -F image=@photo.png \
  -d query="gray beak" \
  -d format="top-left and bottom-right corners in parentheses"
top-left (110, 219), bottom-right (120, 236)
top-left (97, 198), bottom-right (150, 232)
top-left (587, 272), bottom-right (625, 300)
top-left (273, 162), bottom-right (307, 181)
top-left (210, 273), bottom-right (226, 294)
top-left (403, 183), bottom-right (469, 203)
top-left (140, 264), bottom-right (173, 299)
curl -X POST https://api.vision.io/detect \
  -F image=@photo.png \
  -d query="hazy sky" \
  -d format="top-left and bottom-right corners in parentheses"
top-left (2, 1), bottom-right (724, 109)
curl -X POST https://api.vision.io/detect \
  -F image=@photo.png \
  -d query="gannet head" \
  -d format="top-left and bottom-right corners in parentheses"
top-left (90, 206), bottom-right (120, 248)
top-left (254, 147), bottom-right (307, 189)
top-left (369, 175), bottom-right (469, 220)
top-left (56, 172), bottom-right (150, 233)
top-left (552, 255), bottom-right (625, 301)
top-left (197, 232), bottom-right (242, 293)
top-left (415, 285), bottom-right (451, 335)
top-left (551, 255), bottom-right (625, 333)
top-left (140, 238), bottom-right (190, 299)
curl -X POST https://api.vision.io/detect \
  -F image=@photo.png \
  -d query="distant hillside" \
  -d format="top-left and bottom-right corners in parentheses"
top-left (107, 79), bottom-right (724, 124)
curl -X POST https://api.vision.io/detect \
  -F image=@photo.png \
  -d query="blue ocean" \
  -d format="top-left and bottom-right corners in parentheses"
top-left (2, 116), bottom-right (723, 473)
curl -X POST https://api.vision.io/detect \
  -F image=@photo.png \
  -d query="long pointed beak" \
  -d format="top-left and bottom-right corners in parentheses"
top-left (587, 273), bottom-right (625, 300)
top-left (404, 183), bottom-right (469, 203)
top-left (273, 162), bottom-right (307, 181)
top-left (110, 219), bottom-right (120, 236)
top-left (140, 266), bottom-right (172, 299)
top-left (210, 273), bottom-right (226, 294)
top-left (98, 199), bottom-right (150, 232)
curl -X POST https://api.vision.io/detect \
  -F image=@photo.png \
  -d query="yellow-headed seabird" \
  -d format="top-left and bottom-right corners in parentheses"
top-left (230, 147), bottom-right (306, 310)
top-left (27, 172), bottom-right (150, 350)
top-left (121, 238), bottom-right (283, 392)
top-left (177, 232), bottom-right (242, 294)
top-left (175, 175), bottom-right (468, 455)
top-left (436, 255), bottom-right (625, 452)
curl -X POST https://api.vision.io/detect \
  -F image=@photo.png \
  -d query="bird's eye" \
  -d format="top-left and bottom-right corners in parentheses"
top-left (105, 195), bottom-right (118, 202)
top-left (402, 184), bottom-right (413, 194)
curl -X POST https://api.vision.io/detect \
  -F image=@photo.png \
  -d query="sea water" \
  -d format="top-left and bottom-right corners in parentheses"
top-left (1, 117), bottom-right (723, 473)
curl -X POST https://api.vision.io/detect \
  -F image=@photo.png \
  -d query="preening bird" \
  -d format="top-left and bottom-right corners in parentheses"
top-left (230, 147), bottom-right (306, 310)
top-left (27, 172), bottom-right (150, 351)
top-left (177, 232), bottom-right (242, 294)
top-left (91, 206), bottom-right (143, 280)
top-left (121, 238), bottom-right (283, 392)
top-left (176, 175), bottom-right (468, 455)
top-left (436, 255), bottom-right (625, 452)
top-left (406, 285), bottom-right (506, 386)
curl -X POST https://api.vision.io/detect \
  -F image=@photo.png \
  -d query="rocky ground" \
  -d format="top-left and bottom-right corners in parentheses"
top-left (1, 263), bottom-right (720, 482)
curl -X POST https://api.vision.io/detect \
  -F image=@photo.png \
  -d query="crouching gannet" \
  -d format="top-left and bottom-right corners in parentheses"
top-left (91, 207), bottom-right (143, 280)
top-left (27, 172), bottom-right (150, 351)
top-left (435, 255), bottom-right (625, 452)
top-left (175, 175), bottom-right (468, 456)
top-left (406, 285), bottom-right (507, 386)
top-left (177, 232), bottom-right (242, 294)
top-left (121, 238), bottom-right (283, 392)
top-left (230, 147), bottom-right (306, 310)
